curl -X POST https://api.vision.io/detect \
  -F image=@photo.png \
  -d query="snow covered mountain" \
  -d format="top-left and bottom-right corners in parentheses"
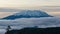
top-left (2, 10), bottom-right (52, 20)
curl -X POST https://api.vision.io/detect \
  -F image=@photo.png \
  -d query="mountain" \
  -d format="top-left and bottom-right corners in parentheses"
top-left (2, 10), bottom-right (53, 20)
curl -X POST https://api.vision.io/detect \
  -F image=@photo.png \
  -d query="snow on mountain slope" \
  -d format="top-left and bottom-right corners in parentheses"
top-left (2, 10), bottom-right (52, 20)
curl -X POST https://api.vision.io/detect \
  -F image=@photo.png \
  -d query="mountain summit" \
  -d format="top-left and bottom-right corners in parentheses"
top-left (2, 10), bottom-right (53, 20)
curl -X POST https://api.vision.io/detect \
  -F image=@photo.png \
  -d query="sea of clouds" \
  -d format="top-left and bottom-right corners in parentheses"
top-left (0, 17), bottom-right (60, 34)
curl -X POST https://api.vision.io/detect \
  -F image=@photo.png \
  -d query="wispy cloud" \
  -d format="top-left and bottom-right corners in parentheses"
top-left (0, 0), bottom-right (60, 8)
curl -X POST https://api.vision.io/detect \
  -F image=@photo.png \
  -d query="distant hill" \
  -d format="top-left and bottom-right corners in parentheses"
top-left (5, 27), bottom-right (60, 34)
top-left (2, 10), bottom-right (53, 20)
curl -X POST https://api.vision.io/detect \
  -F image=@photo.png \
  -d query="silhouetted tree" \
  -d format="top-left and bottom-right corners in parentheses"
top-left (6, 25), bottom-right (11, 31)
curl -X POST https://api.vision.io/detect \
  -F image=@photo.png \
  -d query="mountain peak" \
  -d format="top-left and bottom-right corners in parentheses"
top-left (2, 10), bottom-right (53, 20)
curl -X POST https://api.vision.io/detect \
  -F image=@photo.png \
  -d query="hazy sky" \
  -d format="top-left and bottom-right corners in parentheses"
top-left (0, 0), bottom-right (60, 8)
top-left (0, 0), bottom-right (60, 18)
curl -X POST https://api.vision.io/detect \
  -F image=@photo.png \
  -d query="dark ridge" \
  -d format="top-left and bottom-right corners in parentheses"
top-left (5, 27), bottom-right (60, 34)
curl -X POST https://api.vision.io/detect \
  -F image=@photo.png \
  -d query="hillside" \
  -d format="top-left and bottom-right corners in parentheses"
top-left (5, 27), bottom-right (60, 34)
